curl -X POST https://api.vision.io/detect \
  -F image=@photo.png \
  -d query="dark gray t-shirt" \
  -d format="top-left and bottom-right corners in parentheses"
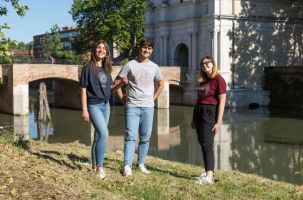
top-left (80, 64), bottom-right (113, 104)
top-left (118, 59), bottom-right (163, 107)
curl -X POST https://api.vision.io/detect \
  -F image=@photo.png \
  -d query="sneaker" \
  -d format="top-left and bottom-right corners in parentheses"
top-left (138, 164), bottom-right (150, 174)
top-left (123, 165), bottom-right (132, 176)
top-left (98, 168), bottom-right (106, 180)
top-left (195, 172), bottom-right (206, 180)
top-left (195, 176), bottom-right (214, 185)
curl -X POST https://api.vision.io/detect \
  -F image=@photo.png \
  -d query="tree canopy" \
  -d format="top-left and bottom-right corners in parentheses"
top-left (41, 24), bottom-right (63, 59)
top-left (0, 0), bottom-right (28, 63)
top-left (71, 0), bottom-right (147, 59)
top-left (41, 24), bottom-right (80, 63)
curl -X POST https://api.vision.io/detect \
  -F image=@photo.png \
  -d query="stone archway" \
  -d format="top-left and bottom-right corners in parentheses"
top-left (174, 43), bottom-right (188, 67)
top-left (174, 43), bottom-right (189, 83)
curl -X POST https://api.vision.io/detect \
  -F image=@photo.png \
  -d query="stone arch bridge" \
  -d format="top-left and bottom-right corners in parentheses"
top-left (0, 64), bottom-right (184, 115)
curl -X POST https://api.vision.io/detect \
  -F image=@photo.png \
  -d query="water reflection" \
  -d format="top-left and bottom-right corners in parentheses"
top-left (0, 106), bottom-right (302, 185)
top-left (37, 121), bottom-right (53, 142)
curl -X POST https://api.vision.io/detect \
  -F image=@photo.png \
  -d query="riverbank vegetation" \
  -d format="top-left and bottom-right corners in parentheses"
top-left (0, 134), bottom-right (302, 200)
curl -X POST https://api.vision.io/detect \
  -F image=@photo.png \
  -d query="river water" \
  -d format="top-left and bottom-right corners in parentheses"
top-left (0, 105), bottom-right (302, 185)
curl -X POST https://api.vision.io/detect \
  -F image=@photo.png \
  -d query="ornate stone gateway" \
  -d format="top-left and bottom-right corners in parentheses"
top-left (144, 0), bottom-right (303, 107)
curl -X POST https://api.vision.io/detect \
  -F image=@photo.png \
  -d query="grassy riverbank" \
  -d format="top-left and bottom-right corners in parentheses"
top-left (0, 134), bottom-right (302, 200)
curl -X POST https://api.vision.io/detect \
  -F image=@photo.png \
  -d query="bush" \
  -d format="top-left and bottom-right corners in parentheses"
top-left (0, 55), bottom-right (13, 64)
top-left (264, 67), bottom-right (303, 108)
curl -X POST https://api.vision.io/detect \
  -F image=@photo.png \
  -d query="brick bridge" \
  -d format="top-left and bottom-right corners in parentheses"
top-left (0, 64), bottom-right (185, 115)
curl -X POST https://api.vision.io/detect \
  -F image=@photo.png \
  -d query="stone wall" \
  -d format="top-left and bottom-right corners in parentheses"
top-left (0, 65), bottom-right (13, 114)
top-left (53, 79), bottom-right (82, 109)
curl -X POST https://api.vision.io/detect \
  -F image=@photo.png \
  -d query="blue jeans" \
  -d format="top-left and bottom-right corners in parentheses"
top-left (88, 102), bottom-right (110, 167)
top-left (124, 107), bottom-right (154, 166)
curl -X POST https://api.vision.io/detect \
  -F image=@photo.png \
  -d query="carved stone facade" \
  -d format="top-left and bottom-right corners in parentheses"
top-left (144, 0), bottom-right (303, 106)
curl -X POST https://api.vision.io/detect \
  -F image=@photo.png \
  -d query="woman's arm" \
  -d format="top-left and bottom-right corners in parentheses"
top-left (111, 76), bottom-right (128, 92)
top-left (81, 87), bottom-right (89, 122)
top-left (212, 93), bottom-right (226, 133)
top-left (113, 77), bottom-right (126, 104)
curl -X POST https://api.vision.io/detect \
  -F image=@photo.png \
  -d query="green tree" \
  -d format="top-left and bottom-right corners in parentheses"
top-left (71, 0), bottom-right (147, 59)
top-left (41, 24), bottom-right (80, 63)
top-left (41, 24), bottom-right (63, 59)
top-left (9, 41), bottom-right (33, 57)
top-left (282, 0), bottom-right (303, 13)
top-left (16, 41), bottom-right (32, 51)
top-left (0, 0), bottom-right (28, 63)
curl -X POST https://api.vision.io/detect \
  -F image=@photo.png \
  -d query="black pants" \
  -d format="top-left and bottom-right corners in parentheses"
top-left (193, 104), bottom-right (217, 172)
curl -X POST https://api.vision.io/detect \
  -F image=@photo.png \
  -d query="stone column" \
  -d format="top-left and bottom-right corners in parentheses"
top-left (160, 37), bottom-right (164, 65)
top-left (13, 115), bottom-right (29, 140)
top-left (189, 34), bottom-right (192, 70)
top-left (163, 36), bottom-right (168, 66)
top-left (13, 84), bottom-right (29, 115)
top-left (156, 81), bottom-right (169, 108)
top-left (212, 29), bottom-right (218, 62)
top-left (191, 32), bottom-right (197, 71)
top-left (154, 109), bottom-right (170, 150)
top-left (214, 124), bottom-right (232, 170)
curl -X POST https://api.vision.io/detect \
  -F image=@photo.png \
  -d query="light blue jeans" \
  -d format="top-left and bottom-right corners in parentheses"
top-left (88, 102), bottom-right (110, 167)
top-left (124, 107), bottom-right (154, 166)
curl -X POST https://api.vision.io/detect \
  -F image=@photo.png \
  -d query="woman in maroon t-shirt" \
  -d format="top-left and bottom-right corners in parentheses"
top-left (191, 56), bottom-right (227, 184)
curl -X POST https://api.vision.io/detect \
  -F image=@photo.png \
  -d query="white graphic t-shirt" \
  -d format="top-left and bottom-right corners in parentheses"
top-left (118, 59), bottom-right (163, 107)
top-left (98, 69), bottom-right (108, 88)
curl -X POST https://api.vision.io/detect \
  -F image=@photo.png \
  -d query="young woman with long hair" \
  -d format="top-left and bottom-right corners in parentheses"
top-left (191, 56), bottom-right (227, 184)
top-left (80, 40), bottom-right (127, 180)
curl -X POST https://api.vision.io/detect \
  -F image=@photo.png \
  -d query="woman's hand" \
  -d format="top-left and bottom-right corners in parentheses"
top-left (121, 77), bottom-right (128, 85)
top-left (212, 123), bottom-right (221, 133)
top-left (82, 111), bottom-right (90, 122)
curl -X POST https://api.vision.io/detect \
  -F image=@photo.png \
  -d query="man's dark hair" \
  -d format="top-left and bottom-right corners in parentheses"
top-left (139, 38), bottom-right (155, 48)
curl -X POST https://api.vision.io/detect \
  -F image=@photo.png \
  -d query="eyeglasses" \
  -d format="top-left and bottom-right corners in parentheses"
top-left (201, 61), bottom-right (211, 65)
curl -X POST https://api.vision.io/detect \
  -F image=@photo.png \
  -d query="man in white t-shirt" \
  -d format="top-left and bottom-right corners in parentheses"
top-left (114, 38), bottom-right (164, 176)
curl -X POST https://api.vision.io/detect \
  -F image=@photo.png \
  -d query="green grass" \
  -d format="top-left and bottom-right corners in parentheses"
top-left (0, 133), bottom-right (29, 149)
top-left (0, 134), bottom-right (302, 200)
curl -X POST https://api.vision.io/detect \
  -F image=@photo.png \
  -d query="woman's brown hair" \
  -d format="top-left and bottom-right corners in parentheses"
top-left (198, 56), bottom-right (219, 83)
top-left (90, 40), bottom-right (112, 73)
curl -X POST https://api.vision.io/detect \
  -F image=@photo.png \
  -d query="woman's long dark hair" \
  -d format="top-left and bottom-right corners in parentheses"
top-left (90, 40), bottom-right (112, 73)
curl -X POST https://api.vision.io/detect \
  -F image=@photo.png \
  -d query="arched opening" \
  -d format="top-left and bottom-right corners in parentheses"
top-left (29, 78), bottom-right (81, 110)
top-left (174, 43), bottom-right (189, 83)
top-left (169, 84), bottom-right (184, 105)
top-left (28, 78), bottom-right (89, 144)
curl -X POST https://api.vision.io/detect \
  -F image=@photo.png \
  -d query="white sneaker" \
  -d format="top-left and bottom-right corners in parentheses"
top-left (195, 176), bottom-right (214, 185)
top-left (195, 172), bottom-right (206, 180)
top-left (138, 164), bottom-right (150, 174)
top-left (123, 165), bottom-right (132, 176)
top-left (99, 168), bottom-right (106, 180)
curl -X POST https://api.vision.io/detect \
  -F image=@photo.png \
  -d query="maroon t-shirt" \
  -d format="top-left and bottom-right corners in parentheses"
top-left (196, 74), bottom-right (226, 106)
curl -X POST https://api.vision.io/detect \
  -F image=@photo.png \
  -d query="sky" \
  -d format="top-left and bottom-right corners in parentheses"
top-left (1, 0), bottom-right (75, 43)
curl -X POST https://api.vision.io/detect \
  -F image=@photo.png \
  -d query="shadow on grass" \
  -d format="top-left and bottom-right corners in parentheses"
top-left (147, 165), bottom-right (194, 180)
top-left (105, 157), bottom-right (194, 179)
top-left (68, 153), bottom-right (90, 169)
top-left (30, 151), bottom-right (78, 169)
top-left (27, 150), bottom-right (90, 171)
